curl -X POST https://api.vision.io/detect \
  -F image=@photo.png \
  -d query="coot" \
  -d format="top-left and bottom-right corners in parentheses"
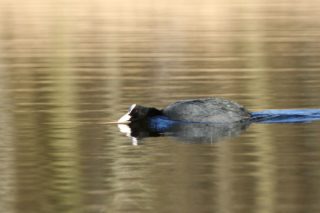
top-left (118, 97), bottom-right (251, 124)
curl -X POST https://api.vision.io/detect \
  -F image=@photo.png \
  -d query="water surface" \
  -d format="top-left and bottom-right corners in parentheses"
top-left (1, 0), bottom-right (320, 212)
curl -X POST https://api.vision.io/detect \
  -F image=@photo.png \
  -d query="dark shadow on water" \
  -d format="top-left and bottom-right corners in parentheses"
top-left (118, 118), bottom-right (251, 145)
top-left (118, 109), bottom-right (320, 145)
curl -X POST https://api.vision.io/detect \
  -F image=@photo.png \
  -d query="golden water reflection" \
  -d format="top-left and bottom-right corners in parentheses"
top-left (0, 0), bottom-right (320, 212)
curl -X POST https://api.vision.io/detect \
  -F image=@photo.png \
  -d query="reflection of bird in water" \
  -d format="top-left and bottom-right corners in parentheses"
top-left (117, 97), bottom-right (320, 145)
top-left (118, 119), bottom-right (250, 145)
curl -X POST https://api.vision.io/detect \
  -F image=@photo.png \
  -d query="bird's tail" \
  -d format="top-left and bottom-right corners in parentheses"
top-left (251, 109), bottom-right (320, 123)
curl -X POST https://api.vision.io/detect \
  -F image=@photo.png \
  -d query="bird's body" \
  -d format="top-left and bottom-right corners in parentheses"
top-left (118, 97), bottom-right (251, 124)
top-left (117, 97), bottom-right (320, 143)
top-left (163, 98), bottom-right (251, 123)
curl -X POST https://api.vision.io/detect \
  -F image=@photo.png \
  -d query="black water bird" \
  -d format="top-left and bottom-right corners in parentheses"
top-left (118, 97), bottom-right (251, 124)
top-left (117, 97), bottom-right (320, 144)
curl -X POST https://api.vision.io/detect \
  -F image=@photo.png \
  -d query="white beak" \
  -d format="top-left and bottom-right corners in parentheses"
top-left (117, 104), bottom-right (136, 123)
top-left (117, 112), bottom-right (131, 123)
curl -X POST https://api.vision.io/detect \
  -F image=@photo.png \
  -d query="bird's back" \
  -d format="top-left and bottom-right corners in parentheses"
top-left (163, 98), bottom-right (251, 123)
